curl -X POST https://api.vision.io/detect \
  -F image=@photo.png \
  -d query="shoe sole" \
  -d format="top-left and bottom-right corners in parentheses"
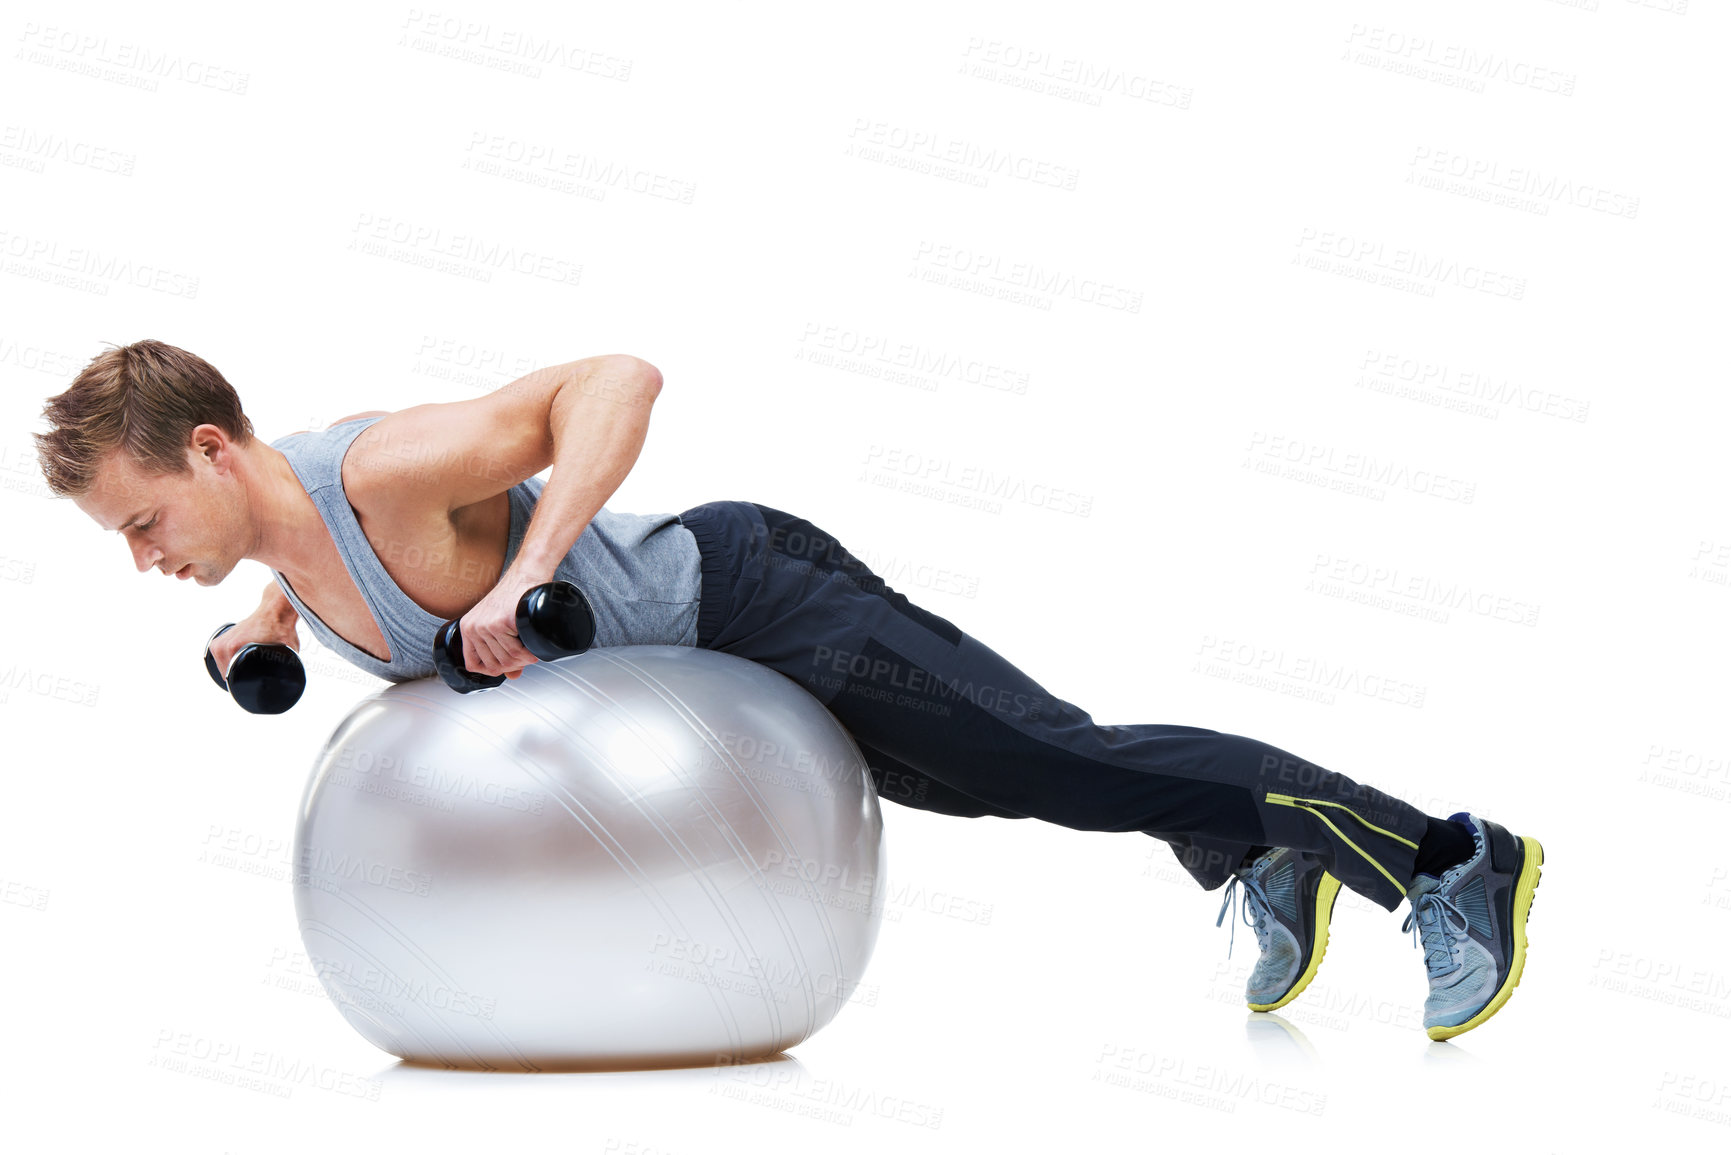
top-left (1425, 835), bottom-right (1544, 1041)
top-left (1248, 871), bottom-right (1342, 1013)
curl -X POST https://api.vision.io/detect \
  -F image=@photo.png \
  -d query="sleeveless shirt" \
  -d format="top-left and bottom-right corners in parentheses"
top-left (266, 416), bottom-right (702, 683)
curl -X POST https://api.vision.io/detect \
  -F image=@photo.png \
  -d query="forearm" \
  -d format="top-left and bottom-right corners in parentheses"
top-left (509, 358), bottom-right (662, 580)
top-left (259, 580), bottom-right (298, 626)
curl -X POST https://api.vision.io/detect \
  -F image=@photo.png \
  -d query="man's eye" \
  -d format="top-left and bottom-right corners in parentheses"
top-left (140, 517), bottom-right (158, 531)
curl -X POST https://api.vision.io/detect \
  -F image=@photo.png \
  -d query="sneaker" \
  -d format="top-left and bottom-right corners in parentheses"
top-left (1401, 811), bottom-right (1545, 1041)
top-left (1216, 846), bottom-right (1343, 1012)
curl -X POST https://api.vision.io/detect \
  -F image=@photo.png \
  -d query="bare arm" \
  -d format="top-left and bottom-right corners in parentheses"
top-left (512, 359), bottom-right (662, 579)
top-left (392, 354), bottom-right (662, 679)
top-left (345, 354), bottom-right (661, 547)
top-left (259, 580), bottom-right (299, 627)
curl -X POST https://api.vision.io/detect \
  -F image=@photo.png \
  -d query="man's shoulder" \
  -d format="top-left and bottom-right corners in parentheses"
top-left (340, 412), bottom-right (453, 527)
top-left (341, 399), bottom-right (548, 520)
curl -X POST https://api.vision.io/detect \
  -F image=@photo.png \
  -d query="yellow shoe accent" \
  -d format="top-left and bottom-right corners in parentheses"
top-left (1248, 871), bottom-right (1342, 1013)
top-left (1425, 836), bottom-right (1544, 1041)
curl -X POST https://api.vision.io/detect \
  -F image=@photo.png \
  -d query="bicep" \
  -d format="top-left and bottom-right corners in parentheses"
top-left (343, 363), bottom-right (581, 515)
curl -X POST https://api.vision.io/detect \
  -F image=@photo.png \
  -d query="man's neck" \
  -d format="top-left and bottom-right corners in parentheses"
top-left (243, 444), bottom-right (331, 585)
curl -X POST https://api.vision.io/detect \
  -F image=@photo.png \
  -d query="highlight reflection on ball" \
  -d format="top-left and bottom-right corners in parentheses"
top-left (291, 645), bottom-right (887, 1071)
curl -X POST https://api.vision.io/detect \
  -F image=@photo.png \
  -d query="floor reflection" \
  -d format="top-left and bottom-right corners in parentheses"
top-left (1243, 1011), bottom-right (1323, 1068)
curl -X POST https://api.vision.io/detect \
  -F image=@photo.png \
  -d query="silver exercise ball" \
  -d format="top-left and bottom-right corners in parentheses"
top-left (290, 645), bottom-right (887, 1071)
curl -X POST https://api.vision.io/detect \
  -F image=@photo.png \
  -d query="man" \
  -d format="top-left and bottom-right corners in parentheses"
top-left (36, 338), bottom-right (1544, 1041)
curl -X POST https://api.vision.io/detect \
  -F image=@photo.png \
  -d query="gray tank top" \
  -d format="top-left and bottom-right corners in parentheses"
top-left (266, 416), bottom-right (702, 683)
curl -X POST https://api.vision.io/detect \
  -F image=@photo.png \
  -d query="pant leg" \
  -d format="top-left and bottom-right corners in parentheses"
top-left (852, 737), bottom-right (1031, 820)
top-left (857, 734), bottom-right (1256, 888)
top-left (1150, 832), bottom-right (1266, 892)
top-left (676, 500), bottom-right (1430, 913)
top-left (851, 720), bottom-right (1232, 887)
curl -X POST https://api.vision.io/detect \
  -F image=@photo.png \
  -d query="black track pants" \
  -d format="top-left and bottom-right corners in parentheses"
top-left (675, 501), bottom-right (1431, 913)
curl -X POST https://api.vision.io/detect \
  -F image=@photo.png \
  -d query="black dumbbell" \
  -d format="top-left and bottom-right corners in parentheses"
top-left (433, 580), bottom-right (596, 693)
top-left (204, 623), bottom-right (307, 714)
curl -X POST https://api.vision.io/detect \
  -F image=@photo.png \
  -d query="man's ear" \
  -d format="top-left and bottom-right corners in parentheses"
top-left (190, 423), bottom-right (238, 473)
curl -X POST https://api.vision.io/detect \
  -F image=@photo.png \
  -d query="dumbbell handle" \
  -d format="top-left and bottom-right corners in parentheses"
top-left (203, 623), bottom-right (307, 714)
top-left (433, 581), bottom-right (596, 693)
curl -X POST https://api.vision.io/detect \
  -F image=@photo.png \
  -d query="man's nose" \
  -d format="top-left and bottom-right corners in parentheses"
top-left (130, 537), bottom-right (162, 573)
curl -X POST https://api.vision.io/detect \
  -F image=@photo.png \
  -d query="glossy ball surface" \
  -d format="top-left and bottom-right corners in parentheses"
top-left (292, 645), bottom-right (886, 1070)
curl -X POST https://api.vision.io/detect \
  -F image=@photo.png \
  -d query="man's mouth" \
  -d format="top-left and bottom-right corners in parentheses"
top-left (173, 564), bottom-right (192, 580)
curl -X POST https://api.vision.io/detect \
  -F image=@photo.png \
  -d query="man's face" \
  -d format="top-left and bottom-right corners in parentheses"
top-left (73, 430), bottom-right (248, 586)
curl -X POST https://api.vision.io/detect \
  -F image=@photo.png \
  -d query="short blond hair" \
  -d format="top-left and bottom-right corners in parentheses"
top-left (35, 339), bottom-right (256, 498)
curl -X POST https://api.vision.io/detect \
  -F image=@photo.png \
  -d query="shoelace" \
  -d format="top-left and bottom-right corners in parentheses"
top-left (1402, 891), bottom-right (1470, 978)
top-left (1215, 871), bottom-right (1273, 960)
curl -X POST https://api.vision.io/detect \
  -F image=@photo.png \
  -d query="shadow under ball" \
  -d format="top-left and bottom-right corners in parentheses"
top-left (291, 645), bottom-right (888, 1071)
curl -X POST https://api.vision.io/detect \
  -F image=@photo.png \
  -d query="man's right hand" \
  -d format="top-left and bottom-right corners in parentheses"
top-left (209, 601), bottom-right (300, 679)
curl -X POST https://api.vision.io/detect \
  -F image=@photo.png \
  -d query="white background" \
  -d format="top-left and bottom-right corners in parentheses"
top-left (3, 0), bottom-right (1727, 1150)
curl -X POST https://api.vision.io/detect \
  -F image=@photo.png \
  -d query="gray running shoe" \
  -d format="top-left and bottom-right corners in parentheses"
top-left (1216, 847), bottom-right (1343, 1012)
top-left (1402, 811), bottom-right (1545, 1040)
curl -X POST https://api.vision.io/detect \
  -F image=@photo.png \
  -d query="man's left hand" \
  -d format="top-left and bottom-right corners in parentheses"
top-left (457, 569), bottom-right (554, 679)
